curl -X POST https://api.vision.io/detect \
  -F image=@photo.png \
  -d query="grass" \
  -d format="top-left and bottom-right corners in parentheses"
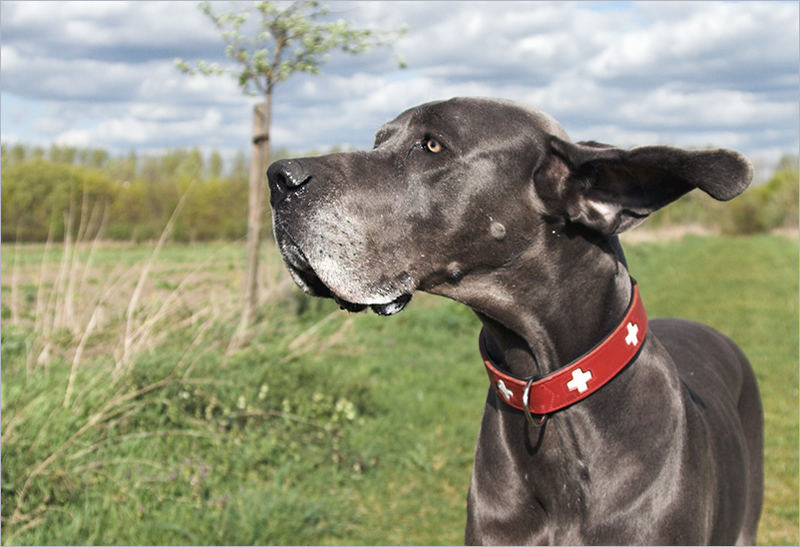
top-left (623, 234), bottom-right (799, 546)
top-left (1, 233), bottom-right (797, 545)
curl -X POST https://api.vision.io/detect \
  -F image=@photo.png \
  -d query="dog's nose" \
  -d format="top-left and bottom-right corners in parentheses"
top-left (268, 159), bottom-right (312, 206)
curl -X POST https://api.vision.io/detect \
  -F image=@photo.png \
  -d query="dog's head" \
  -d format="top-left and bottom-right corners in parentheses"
top-left (269, 97), bottom-right (752, 315)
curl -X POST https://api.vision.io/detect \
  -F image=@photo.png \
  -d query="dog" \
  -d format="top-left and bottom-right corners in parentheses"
top-left (267, 97), bottom-right (763, 545)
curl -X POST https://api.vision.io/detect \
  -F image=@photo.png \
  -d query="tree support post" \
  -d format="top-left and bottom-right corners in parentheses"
top-left (235, 101), bottom-right (270, 343)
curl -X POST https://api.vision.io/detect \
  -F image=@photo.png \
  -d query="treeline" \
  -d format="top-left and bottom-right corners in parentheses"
top-left (1, 143), bottom-right (797, 243)
top-left (3, 143), bottom-right (247, 242)
top-left (2, 144), bottom-right (302, 243)
top-left (648, 154), bottom-right (798, 235)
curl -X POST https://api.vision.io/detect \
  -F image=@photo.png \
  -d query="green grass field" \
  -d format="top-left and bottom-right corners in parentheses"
top-left (2, 234), bottom-right (797, 545)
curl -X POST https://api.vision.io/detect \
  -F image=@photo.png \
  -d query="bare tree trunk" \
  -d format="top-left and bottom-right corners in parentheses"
top-left (232, 98), bottom-right (271, 346)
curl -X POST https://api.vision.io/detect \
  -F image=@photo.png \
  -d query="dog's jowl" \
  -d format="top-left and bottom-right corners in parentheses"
top-left (268, 98), bottom-right (763, 545)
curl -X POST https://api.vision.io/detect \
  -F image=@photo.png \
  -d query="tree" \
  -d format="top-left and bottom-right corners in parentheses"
top-left (176, 1), bottom-right (404, 341)
top-left (209, 150), bottom-right (224, 179)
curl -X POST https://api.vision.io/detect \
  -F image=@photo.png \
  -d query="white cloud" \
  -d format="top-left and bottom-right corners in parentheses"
top-left (616, 87), bottom-right (795, 129)
top-left (54, 103), bottom-right (239, 150)
top-left (586, 2), bottom-right (798, 88)
top-left (1, 0), bottom-right (797, 167)
top-left (3, 1), bottom-right (221, 59)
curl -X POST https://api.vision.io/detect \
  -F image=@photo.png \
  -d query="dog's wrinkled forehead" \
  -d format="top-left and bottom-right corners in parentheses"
top-left (373, 100), bottom-right (449, 147)
top-left (374, 97), bottom-right (569, 149)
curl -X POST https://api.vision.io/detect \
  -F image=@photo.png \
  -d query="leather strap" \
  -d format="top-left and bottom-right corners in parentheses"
top-left (480, 281), bottom-right (648, 416)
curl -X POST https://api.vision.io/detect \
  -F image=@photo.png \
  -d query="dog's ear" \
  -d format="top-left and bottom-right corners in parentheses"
top-left (534, 136), bottom-right (754, 234)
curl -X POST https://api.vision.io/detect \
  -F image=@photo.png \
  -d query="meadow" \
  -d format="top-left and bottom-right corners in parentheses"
top-left (1, 233), bottom-right (797, 545)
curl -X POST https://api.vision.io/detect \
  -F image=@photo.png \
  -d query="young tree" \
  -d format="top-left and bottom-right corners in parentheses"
top-left (208, 150), bottom-right (224, 179)
top-left (176, 1), bottom-right (404, 340)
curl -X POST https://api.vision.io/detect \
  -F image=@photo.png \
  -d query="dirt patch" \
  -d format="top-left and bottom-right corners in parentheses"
top-left (621, 225), bottom-right (799, 244)
top-left (620, 225), bottom-right (714, 244)
top-left (771, 227), bottom-right (799, 240)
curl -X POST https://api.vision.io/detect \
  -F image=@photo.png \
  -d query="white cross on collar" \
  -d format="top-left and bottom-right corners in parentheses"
top-left (497, 379), bottom-right (514, 401)
top-left (567, 368), bottom-right (593, 394)
top-left (625, 322), bottom-right (639, 346)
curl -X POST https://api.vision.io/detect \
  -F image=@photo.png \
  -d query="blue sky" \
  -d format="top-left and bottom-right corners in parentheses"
top-left (2, 1), bottom-right (798, 180)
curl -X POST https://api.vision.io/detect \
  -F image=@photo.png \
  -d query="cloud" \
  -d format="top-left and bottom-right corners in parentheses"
top-left (54, 106), bottom-right (227, 147)
top-left (586, 3), bottom-right (798, 93)
top-left (268, 1), bottom-right (798, 160)
top-left (1, 0), bottom-right (797, 177)
top-left (2, 1), bottom-right (225, 63)
top-left (616, 87), bottom-right (792, 130)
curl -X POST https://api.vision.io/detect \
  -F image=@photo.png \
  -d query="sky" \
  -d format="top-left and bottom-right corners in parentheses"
top-left (2, 1), bottom-right (798, 180)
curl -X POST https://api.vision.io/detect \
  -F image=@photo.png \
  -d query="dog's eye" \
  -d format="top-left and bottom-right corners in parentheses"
top-left (425, 138), bottom-right (443, 154)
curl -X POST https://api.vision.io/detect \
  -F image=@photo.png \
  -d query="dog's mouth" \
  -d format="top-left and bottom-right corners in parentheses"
top-left (279, 237), bottom-right (412, 316)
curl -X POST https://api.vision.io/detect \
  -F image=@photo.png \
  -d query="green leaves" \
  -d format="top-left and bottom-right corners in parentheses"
top-left (175, 1), bottom-right (405, 96)
top-left (174, 58), bottom-right (225, 77)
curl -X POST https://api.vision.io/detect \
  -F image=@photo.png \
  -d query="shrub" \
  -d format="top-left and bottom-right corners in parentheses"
top-left (722, 159), bottom-right (799, 235)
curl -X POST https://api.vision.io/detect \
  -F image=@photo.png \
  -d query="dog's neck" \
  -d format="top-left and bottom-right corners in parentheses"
top-left (432, 228), bottom-right (632, 378)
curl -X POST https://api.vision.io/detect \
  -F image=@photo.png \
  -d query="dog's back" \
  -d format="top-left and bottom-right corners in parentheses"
top-left (651, 319), bottom-right (763, 545)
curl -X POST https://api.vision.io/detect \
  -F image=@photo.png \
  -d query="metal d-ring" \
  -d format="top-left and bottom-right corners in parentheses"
top-left (522, 377), bottom-right (548, 428)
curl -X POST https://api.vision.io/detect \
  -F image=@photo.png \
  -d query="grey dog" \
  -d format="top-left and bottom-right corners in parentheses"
top-left (268, 97), bottom-right (763, 545)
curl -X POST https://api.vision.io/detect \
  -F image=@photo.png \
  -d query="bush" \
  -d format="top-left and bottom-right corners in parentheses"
top-left (722, 159), bottom-right (798, 235)
top-left (1, 160), bottom-right (117, 241)
top-left (1, 145), bottom-right (251, 243)
top-left (648, 155), bottom-right (798, 235)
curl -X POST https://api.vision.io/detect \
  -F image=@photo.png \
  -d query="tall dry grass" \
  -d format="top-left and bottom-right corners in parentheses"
top-left (1, 184), bottom-right (352, 541)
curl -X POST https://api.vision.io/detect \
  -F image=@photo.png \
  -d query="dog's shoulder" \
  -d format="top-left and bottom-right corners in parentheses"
top-left (649, 317), bottom-right (751, 406)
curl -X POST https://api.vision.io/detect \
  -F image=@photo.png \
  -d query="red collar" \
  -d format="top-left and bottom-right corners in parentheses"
top-left (479, 281), bottom-right (648, 416)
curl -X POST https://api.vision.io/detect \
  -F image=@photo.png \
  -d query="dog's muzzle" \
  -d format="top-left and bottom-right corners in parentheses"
top-left (277, 235), bottom-right (411, 315)
top-left (268, 160), bottom-right (412, 317)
